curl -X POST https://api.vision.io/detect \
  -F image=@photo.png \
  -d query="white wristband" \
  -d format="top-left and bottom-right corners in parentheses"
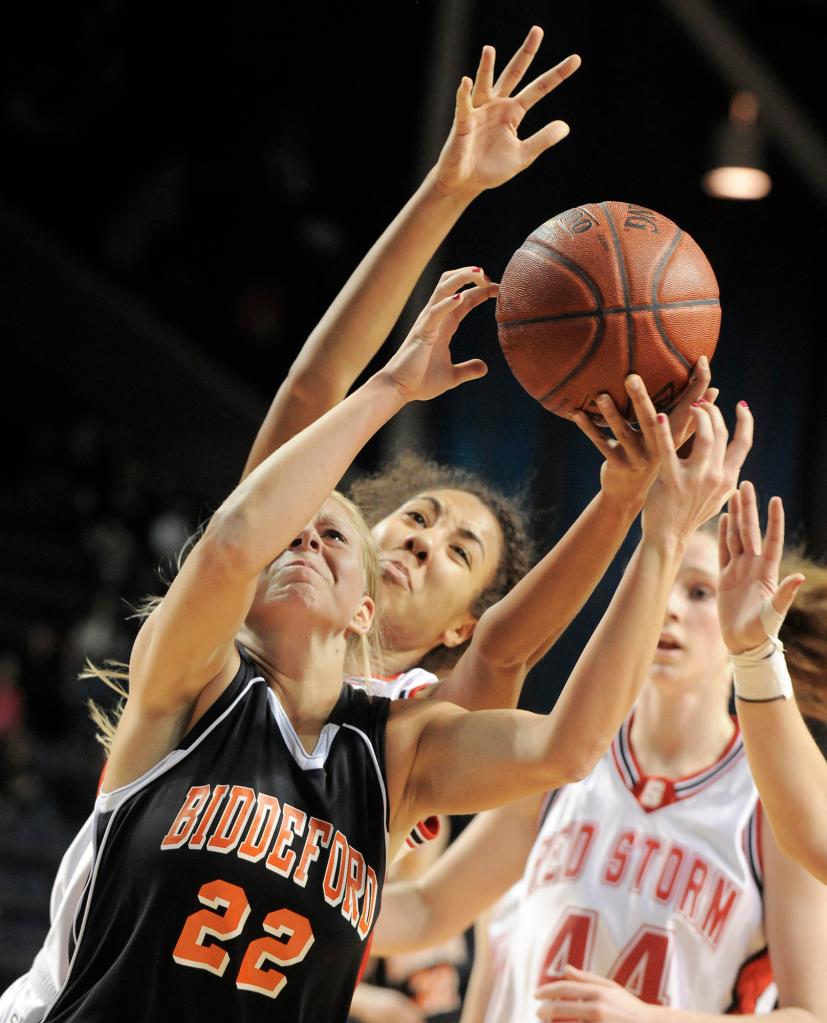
top-left (731, 636), bottom-right (793, 702)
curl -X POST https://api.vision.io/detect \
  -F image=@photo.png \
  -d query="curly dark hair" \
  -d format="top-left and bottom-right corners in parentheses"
top-left (347, 450), bottom-right (535, 675)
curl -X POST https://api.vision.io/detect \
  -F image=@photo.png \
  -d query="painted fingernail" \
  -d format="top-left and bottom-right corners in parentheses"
top-left (473, 267), bottom-right (482, 273)
top-left (453, 292), bottom-right (462, 300)
top-left (657, 413), bottom-right (666, 423)
top-left (691, 401), bottom-right (700, 407)
top-left (739, 400), bottom-right (749, 408)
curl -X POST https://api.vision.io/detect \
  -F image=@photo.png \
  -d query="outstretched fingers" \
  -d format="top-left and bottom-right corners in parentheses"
top-left (430, 266), bottom-right (489, 305)
top-left (492, 25), bottom-right (544, 98)
top-left (520, 120), bottom-right (571, 164)
top-left (454, 76), bottom-right (474, 133)
top-left (472, 45), bottom-right (496, 105)
top-left (724, 401), bottom-right (754, 480)
top-left (667, 356), bottom-right (711, 446)
top-left (417, 283), bottom-right (492, 339)
top-left (736, 480), bottom-right (763, 557)
top-left (515, 52), bottom-right (582, 112)
top-left (718, 512), bottom-right (732, 571)
top-left (625, 375), bottom-right (660, 454)
top-left (726, 488), bottom-right (744, 560)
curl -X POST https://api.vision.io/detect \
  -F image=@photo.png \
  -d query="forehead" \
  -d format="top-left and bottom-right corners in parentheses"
top-left (679, 530), bottom-right (719, 577)
top-left (313, 497), bottom-right (359, 530)
top-left (414, 487), bottom-right (503, 548)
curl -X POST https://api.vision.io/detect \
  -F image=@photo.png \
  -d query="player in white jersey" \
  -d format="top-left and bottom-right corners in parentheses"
top-left (717, 482), bottom-right (827, 887)
top-left (372, 521), bottom-right (827, 1022)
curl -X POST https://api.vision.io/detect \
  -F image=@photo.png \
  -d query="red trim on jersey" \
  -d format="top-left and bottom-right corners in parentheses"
top-left (356, 933), bottom-right (375, 987)
top-left (97, 762), bottom-right (107, 795)
top-left (612, 714), bottom-right (745, 813)
top-left (727, 947), bottom-right (773, 1013)
top-left (404, 683), bottom-right (432, 699)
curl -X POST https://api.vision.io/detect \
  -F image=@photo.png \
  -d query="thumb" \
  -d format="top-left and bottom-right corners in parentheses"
top-left (774, 574), bottom-right (805, 618)
top-left (451, 359), bottom-right (488, 388)
top-left (522, 120), bottom-right (570, 164)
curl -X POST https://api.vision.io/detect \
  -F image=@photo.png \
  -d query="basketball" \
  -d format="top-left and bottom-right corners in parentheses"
top-left (495, 202), bottom-right (720, 422)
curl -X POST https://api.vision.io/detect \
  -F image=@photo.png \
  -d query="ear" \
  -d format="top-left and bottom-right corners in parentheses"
top-left (347, 594), bottom-right (375, 638)
top-left (438, 613), bottom-right (478, 650)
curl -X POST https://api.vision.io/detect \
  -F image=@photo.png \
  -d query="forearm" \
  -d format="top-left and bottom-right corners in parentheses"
top-left (223, 373), bottom-right (405, 569)
top-left (440, 491), bottom-right (638, 711)
top-left (539, 534), bottom-right (686, 778)
top-left (648, 1008), bottom-right (818, 1023)
top-left (242, 172), bottom-right (474, 477)
top-left (737, 698), bottom-right (827, 884)
top-left (483, 491), bottom-right (638, 668)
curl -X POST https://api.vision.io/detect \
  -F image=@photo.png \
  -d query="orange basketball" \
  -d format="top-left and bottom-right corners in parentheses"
top-left (495, 202), bottom-right (720, 422)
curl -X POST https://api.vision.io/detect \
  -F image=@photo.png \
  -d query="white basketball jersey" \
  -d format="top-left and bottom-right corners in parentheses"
top-left (485, 715), bottom-right (773, 1021)
top-left (346, 667), bottom-right (439, 701)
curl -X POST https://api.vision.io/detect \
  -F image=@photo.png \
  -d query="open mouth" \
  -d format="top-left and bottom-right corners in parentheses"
top-left (657, 637), bottom-right (682, 651)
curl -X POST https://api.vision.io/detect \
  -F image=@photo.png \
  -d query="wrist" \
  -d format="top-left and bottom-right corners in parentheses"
top-left (365, 369), bottom-right (412, 411)
top-left (422, 165), bottom-right (482, 207)
top-left (639, 528), bottom-right (689, 563)
top-left (596, 486), bottom-right (644, 522)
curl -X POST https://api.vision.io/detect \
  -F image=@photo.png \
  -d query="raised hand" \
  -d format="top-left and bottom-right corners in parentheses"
top-left (573, 357), bottom-right (714, 509)
top-left (717, 482), bottom-right (805, 654)
top-left (433, 26), bottom-right (581, 199)
top-left (640, 395), bottom-right (753, 544)
top-left (381, 267), bottom-right (495, 402)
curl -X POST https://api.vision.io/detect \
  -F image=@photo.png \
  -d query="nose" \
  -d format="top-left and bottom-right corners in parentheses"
top-left (663, 585), bottom-right (683, 622)
top-left (290, 526), bottom-right (321, 552)
top-left (404, 530), bottom-right (434, 564)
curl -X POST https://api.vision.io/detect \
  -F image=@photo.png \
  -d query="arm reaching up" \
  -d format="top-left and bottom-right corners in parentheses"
top-left (718, 481), bottom-right (827, 885)
top-left (242, 27), bottom-right (580, 475)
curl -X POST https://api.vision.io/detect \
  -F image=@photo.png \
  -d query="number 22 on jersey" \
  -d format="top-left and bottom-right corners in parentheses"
top-left (172, 879), bottom-right (314, 999)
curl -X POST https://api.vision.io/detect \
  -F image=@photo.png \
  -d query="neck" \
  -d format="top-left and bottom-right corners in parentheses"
top-left (382, 646), bottom-right (430, 677)
top-left (631, 673), bottom-right (735, 778)
top-left (239, 627), bottom-right (346, 745)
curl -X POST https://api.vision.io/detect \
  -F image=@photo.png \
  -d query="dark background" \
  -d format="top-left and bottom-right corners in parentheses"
top-left (0, 0), bottom-right (825, 986)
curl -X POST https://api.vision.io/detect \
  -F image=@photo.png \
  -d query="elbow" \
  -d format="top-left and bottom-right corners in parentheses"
top-left (472, 611), bottom-right (529, 672)
top-left (198, 507), bottom-right (259, 579)
top-left (545, 735), bottom-right (606, 787)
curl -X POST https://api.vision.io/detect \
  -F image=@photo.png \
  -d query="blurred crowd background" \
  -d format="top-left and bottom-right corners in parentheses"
top-left (1, 0), bottom-right (825, 995)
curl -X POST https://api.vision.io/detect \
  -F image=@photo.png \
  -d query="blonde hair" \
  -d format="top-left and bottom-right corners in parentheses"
top-left (779, 548), bottom-right (827, 724)
top-left (85, 490), bottom-right (384, 753)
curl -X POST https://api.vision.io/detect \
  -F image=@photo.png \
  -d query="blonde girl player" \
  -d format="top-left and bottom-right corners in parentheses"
top-left (0, 265), bottom-right (744, 1023)
top-left (718, 481), bottom-right (827, 887)
top-left (0, 28), bottom-right (720, 1022)
top-left (372, 470), bottom-right (827, 1022)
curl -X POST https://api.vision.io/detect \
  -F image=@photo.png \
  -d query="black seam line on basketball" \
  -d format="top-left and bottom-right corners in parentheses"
top-left (520, 239), bottom-right (606, 311)
top-left (537, 313), bottom-right (607, 406)
top-left (510, 238), bottom-right (611, 406)
top-left (650, 228), bottom-right (693, 371)
top-left (600, 202), bottom-right (634, 417)
top-left (498, 298), bottom-right (720, 328)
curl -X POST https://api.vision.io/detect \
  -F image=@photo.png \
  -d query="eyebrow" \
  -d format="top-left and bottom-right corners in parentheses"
top-left (421, 495), bottom-right (487, 558)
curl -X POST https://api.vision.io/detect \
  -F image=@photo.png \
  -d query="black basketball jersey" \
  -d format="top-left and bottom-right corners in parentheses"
top-left (43, 648), bottom-right (390, 1023)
